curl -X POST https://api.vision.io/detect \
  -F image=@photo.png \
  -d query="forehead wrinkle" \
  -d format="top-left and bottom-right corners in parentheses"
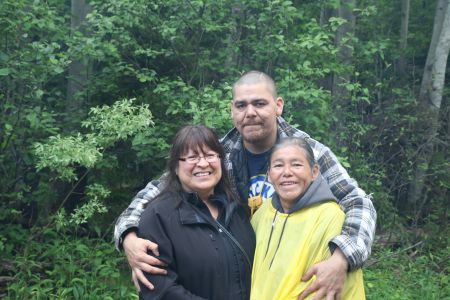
top-left (233, 98), bottom-right (269, 105)
top-left (271, 148), bottom-right (307, 161)
top-left (232, 83), bottom-right (276, 100)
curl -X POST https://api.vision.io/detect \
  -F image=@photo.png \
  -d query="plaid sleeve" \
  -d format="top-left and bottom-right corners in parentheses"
top-left (310, 138), bottom-right (377, 270)
top-left (113, 178), bottom-right (163, 251)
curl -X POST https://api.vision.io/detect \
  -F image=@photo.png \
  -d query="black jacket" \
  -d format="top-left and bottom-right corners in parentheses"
top-left (138, 190), bottom-right (255, 300)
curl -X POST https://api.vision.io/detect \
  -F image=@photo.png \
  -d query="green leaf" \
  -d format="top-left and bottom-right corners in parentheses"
top-left (53, 66), bottom-right (64, 74)
top-left (0, 68), bottom-right (10, 76)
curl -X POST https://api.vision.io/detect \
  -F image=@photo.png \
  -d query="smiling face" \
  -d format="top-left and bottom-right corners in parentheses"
top-left (231, 83), bottom-right (284, 154)
top-left (176, 146), bottom-right (222, 200)
top-left (269, 144), bottom-right (319, 212)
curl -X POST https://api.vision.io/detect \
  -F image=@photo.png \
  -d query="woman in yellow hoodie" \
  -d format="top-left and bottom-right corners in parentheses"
top-left (251, 137), bottom-right (365, 300)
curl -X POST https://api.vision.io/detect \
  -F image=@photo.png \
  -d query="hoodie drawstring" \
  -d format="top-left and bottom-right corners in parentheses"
top-left (264, 210), bottom-right (290, 269)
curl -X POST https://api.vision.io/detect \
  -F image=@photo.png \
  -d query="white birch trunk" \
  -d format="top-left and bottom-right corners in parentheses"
top-left (407, 0), bottom-right (450, 219)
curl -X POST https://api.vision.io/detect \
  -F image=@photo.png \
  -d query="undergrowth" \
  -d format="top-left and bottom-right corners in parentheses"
top-left (2, 225), bottom-right (137, 299)
top-left (3, 225), bottom-right (448, 299)
top-left (364, 243), bottom-right (449, 299)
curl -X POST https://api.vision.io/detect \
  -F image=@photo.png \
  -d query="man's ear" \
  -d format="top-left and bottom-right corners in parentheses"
top-left (276, 97), bottom-right (284, 116)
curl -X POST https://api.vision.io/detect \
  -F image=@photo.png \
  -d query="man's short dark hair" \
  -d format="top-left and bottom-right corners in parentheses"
top-left (232, 71), bottom-right (277, 99)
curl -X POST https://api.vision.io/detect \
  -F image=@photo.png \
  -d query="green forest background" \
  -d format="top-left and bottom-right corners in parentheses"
top-left (1, 0), bottom-right (449, 299)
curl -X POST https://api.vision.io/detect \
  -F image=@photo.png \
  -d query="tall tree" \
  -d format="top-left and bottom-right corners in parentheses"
top-left (66, 0), bottom-right (90, 128)
top-left (407, 0), bottom-right (450, 220)
top-left (331, 0), bottom-right (356, 148)
top-left (62, 0), bottom-right (91, 213)
top-left (398, 0), bottom-right (410, 76)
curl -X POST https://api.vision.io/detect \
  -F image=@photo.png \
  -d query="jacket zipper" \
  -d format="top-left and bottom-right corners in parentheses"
top-left (190, 203), bottom-right (252, 269)
top-left (215, 220), bottom-right (252, 268)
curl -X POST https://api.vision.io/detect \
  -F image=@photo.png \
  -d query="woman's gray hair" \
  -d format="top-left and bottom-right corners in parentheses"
top-left (269, 137), bottom-right (316, 168)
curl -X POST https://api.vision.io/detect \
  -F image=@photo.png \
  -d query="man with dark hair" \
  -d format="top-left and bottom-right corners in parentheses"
top-left (115, 71), bottom-right (376, 299)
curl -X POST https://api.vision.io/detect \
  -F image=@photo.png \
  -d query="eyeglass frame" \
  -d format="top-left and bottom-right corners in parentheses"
top-left (179, 153), bottom-right (221, 164)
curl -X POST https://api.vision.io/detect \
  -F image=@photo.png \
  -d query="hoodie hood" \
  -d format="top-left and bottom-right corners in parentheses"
top-left (271, 174), bottom-right (337, 214)
top-left (260, 175), bottom-right (338, 270)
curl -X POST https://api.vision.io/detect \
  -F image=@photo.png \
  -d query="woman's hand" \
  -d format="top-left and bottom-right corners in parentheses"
top-left (123, 231), bottom-right (168, 291)
top-left (298, 248), bottom-right (348, 300)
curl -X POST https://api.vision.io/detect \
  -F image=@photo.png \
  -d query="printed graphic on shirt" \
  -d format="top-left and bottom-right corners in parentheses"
top-left (248, 173), bottom-right (276, 202)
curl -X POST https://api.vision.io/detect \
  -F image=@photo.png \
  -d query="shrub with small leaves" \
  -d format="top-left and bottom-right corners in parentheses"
top-left (34, 99), bottom-right (153, 182)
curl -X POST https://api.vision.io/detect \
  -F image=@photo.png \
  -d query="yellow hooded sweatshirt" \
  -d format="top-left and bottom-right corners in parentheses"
top-left (250, 176), bottom-right (365, 300)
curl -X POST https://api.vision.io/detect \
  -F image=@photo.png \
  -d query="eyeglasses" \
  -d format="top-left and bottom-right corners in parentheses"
top-left (179, 153), bottom-right (220, 164)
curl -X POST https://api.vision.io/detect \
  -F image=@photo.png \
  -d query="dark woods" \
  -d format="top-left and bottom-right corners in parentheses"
top-left (0, 0), bottom-right (448, 298)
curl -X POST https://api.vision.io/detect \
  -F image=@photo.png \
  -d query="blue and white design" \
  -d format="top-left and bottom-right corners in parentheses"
top-left (248, 173), bottom-right (276, 202)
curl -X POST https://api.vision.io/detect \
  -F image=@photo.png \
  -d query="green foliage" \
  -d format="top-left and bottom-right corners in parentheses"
top-left (1, 97), bottom-right (154, 297)
top-left (364, 247), bottom-right (449, 299)
top-left (34, 99), bottom-right (153, 180)
top-left (4, 228), bottom-right (136, 299)
top-left (0, 0), bottom-right (448, 298)
top-left (82, 99), bottom-right (154, 146)
top-left (0, 0), bottom-right (70, 211)
top-left (35, 135), bottom-right (101, 181)
top-left (159, 79), bottom-right (233, 132)
top-left (66, 184), bottom-right (110, 226)
top-left (30, 99), bottom-right (154, 231)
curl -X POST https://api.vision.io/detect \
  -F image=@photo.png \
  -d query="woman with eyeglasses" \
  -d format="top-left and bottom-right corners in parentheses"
top-left (137, 125), bottom-right (255, 300)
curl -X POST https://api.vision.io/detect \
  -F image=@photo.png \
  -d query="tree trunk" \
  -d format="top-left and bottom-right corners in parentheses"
top-left (66, 0), bottom-right (90, 129)
top-left (225, 1), bottom-right (244, 71)
top-left (316, 2), bottom-right (335, 92)
top-left (398, 0), bottom-right (410, 76)
top-left (319, 2), bottom-right (334, 27)
top-left (406, 0), bottom-right (450, 221)
top-left (58, 0), bottom-right (91, 215)
top-left (331, 0), bottom-right (355, 148)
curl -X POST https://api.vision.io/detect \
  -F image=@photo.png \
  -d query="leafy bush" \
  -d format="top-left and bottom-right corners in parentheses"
top-left (364, 246), bottom-right (449, 299)
top-left (4, 227), bottom-right (137, 299)
top-left (1, 0), bottom-right (448, 298)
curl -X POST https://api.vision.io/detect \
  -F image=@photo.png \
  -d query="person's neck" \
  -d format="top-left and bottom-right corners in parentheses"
top-left (198, 191), bottom-right (213, 202)
top-left (202, 196), bottom-right (219, 220)
top-left (280, 201), bottom-right (291, 214)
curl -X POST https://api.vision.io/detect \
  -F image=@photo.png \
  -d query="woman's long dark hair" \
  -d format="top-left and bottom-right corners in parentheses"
top-left (158, 124), bottom-right (238, 204)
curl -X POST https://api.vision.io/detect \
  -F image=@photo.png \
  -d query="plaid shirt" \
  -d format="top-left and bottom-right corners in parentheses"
top-left (114, 117), bottom-right (376, 270)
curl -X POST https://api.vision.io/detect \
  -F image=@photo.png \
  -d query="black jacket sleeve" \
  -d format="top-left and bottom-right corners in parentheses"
top-left (138, 206), bottom-right (207, 300)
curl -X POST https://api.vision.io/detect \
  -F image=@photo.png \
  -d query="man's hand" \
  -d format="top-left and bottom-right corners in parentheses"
top-left (298, 248), bottom-right (348, 300)
top-left (123, 231), bottom-right (168, 291)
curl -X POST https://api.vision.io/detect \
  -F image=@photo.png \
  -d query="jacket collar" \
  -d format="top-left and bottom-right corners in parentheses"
top-left (178, 191), bottom-right (235, 226)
